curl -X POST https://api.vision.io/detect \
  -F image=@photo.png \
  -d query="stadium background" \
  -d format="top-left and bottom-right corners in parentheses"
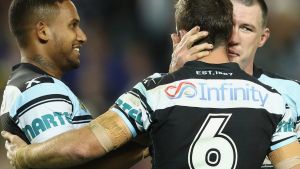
top-left (0, 0), bottom-right (299, 168)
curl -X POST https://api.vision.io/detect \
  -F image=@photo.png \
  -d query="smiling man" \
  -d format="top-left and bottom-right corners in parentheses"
top-left (0, 0), bottom-right (88, 144)
top-left (0, 0), bottom-right (92, 167)
top-left (2, 0), bottom-right (300, 169)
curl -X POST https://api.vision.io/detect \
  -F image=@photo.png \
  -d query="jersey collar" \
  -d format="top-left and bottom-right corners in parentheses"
top-left (184, 61), bottom-right (242, 71)
top-left (253, 65), bottom-right (263, 78)
top-left (12, 63), bottom-right (51, 76)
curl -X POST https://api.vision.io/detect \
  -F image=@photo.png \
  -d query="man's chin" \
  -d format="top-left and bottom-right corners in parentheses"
top-left (228, 57), bottom-right (235, 62)
top-left (71, 62), bottom-right (80, 69)
top-left (228, 55), bottom-right (238, 63)
top-left (64, 62), bottom-right (80, 72)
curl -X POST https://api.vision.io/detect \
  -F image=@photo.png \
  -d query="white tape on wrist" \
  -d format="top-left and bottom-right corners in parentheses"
top-left (89, 121), bottom-right (114, 152)
top-left (89, 111), bottom-right (132, 153)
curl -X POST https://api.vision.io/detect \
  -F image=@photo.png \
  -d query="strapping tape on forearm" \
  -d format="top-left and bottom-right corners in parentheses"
top-left (274, 156), bottom-right (300, 169)
top-left (89, 121), bottom-right (113, 152)
top-left (89, 111), bottom-right (132, 153)
top-left (269, 141), bottom-right (300, 164)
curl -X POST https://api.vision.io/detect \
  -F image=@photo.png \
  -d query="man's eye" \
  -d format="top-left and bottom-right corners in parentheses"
top-left (71, 22), bottom-right (78, 28)
top-left (241, 27), bottom-right (252, 32)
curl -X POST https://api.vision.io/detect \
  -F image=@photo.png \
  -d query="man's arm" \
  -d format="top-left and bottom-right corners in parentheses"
top-left (2, 110), bottom-right (133, 169)
top-left (71, 141), bottom-right (149, 169)
top-left (269, 141), bottom-right (300, 169)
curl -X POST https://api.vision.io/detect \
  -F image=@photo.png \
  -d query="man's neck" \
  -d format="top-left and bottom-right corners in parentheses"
top-left (244, 63), bottom-right (254, 76)
top-left (20, 51), bottom-right (63, 79)
top-left (198, 46), bottom-right (229, 64)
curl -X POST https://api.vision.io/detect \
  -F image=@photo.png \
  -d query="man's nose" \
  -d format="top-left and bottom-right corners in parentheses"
top-left (229, 28), bottom-right (239, 46)
top-left (77, 28), bottom-right (87, 43)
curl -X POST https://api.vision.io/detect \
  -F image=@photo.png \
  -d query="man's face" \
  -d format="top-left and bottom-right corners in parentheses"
top-left (48, 0), bottom-right (87, 71)
top-left (228, 1), bottom-right (270, 74)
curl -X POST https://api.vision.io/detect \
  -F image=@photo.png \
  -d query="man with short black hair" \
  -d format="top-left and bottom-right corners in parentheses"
top-left (2, 0), bottom-right (299, 169)
top-left (170, 0), bottom-right (300, 168)
top-left (1, 1), bottom-right (146, 169)
top-left (1, 0), bottom-right (88, 145)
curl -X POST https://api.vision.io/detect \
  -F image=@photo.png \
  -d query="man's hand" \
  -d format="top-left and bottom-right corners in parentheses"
top-left (1, 131), bottom-right (28, 169)
top-left (169, 26), bottom-right (213, 73)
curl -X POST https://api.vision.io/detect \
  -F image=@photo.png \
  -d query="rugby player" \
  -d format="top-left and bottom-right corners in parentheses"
top-left (169, 0), bottom-right (300, 168)
top-left (2, 0), bottom-right (300, 169)
top-left (0, 0), bottom-right (146, 169)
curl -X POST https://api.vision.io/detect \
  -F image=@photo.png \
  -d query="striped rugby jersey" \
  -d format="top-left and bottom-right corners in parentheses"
top-left (0, 63), bottom-right (92, 144)
top-left (254, 66), bottom-right (300, 169)
top-left (111, 61), bottom-right (298, 169)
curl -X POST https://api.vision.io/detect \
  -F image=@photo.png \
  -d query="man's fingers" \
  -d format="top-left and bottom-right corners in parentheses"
top-left (185, 31), bottom-right (209, 49)
top-left (180, 51), bottom-right (211, 63)
top-left (171, 33), bottom-right (180, 48)
top-left (5, 140), bottom-right (16, 158)
top-left (170, 26), bottom-right (211, 73)
top-left (7, 150), bottom-right (12, 160)
top-left (189, 43), bottom-right (213, 55)
top-left (179, 29), bottom-right (188, 40)
top-left (193, 51), bottom-right (211, 60)
top-left (1, 131), bottom-right (14, 142)
top-left (2, 131), bottom-right (27, 146)
top-left (5, 140), bottom-right (10, 150)
top-left (183, 26), bottom-right (200, 37)
top-left (2, 131), bottom-right (26, 169)
top-left (180, 26), bottom-right (199, 42)
top-left (188, 31), bottom-right (209, 46)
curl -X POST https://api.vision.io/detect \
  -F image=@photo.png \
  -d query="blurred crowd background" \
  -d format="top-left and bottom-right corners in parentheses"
top-left (0, 0), bottom-right (299, 169)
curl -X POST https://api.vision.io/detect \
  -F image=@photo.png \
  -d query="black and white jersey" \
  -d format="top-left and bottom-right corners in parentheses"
top-left (253, 66), bottom-right (300, 169)
top-left (0, 63), bottom-right (92, 144)
top-left (111, 61), bottom-right (297, 169)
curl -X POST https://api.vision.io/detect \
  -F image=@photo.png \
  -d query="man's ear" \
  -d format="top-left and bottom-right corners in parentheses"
top-left (35, 21), bottom-right (51, 43)
top-left (258, 27), bottom-right (270, 47)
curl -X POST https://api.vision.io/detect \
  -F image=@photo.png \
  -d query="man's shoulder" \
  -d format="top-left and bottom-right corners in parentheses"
top-left (7, 63), bottom-right (71, 93)
top-left (139, 73), bottom-right (171, 90)
top-left (256, 67), bottom-right (300, 85)
top-left (256, 67), bottom-right (300, 117)
top-left (258, 69), bottom-right (300, 91)
top-left (8, 66), bottom-right (56, 92)
top-left (6, 64), bottom-right (72, 95)
top-left (1, 68), bottom-right (74, 118)
top-left (11, 75), bottom-right (56, 91)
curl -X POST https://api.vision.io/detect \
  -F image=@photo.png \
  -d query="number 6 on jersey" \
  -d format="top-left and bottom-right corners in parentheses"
top-left (188, 114), bottom-right (238, 169)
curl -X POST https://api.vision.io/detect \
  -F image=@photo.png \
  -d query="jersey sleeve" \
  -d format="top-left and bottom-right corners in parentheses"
top-left (67, 89), bottom-right (93, 129)
top-left (283, 94), bottom-right (300, 142)
top-left (258, 74), bottom-right (300, 141)
top-left (1, 86), bottom-right (30, 143)
top-left (0, 76), bottom-right (92, 143)
top-left (110, 73), bottom-right (164, 137)
top-left (270, 105), bottom-right (298, 151)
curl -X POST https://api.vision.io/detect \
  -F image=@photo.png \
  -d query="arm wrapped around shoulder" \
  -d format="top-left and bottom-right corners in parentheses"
top-left (89, 111), bottom-right (132, 153)
top-left (269, 141), bottom-right (300, 169)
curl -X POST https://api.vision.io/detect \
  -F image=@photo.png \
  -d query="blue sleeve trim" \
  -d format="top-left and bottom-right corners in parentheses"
top-left (271, 136), bottom-right (298, 151)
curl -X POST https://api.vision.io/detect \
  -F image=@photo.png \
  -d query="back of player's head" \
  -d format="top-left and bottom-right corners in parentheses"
top-left (175, 0), bottom-right (233, 48)
top-left (9, 0), bottom-right (65, 48)
top-left (232, 0), bottom-right (268, 27)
